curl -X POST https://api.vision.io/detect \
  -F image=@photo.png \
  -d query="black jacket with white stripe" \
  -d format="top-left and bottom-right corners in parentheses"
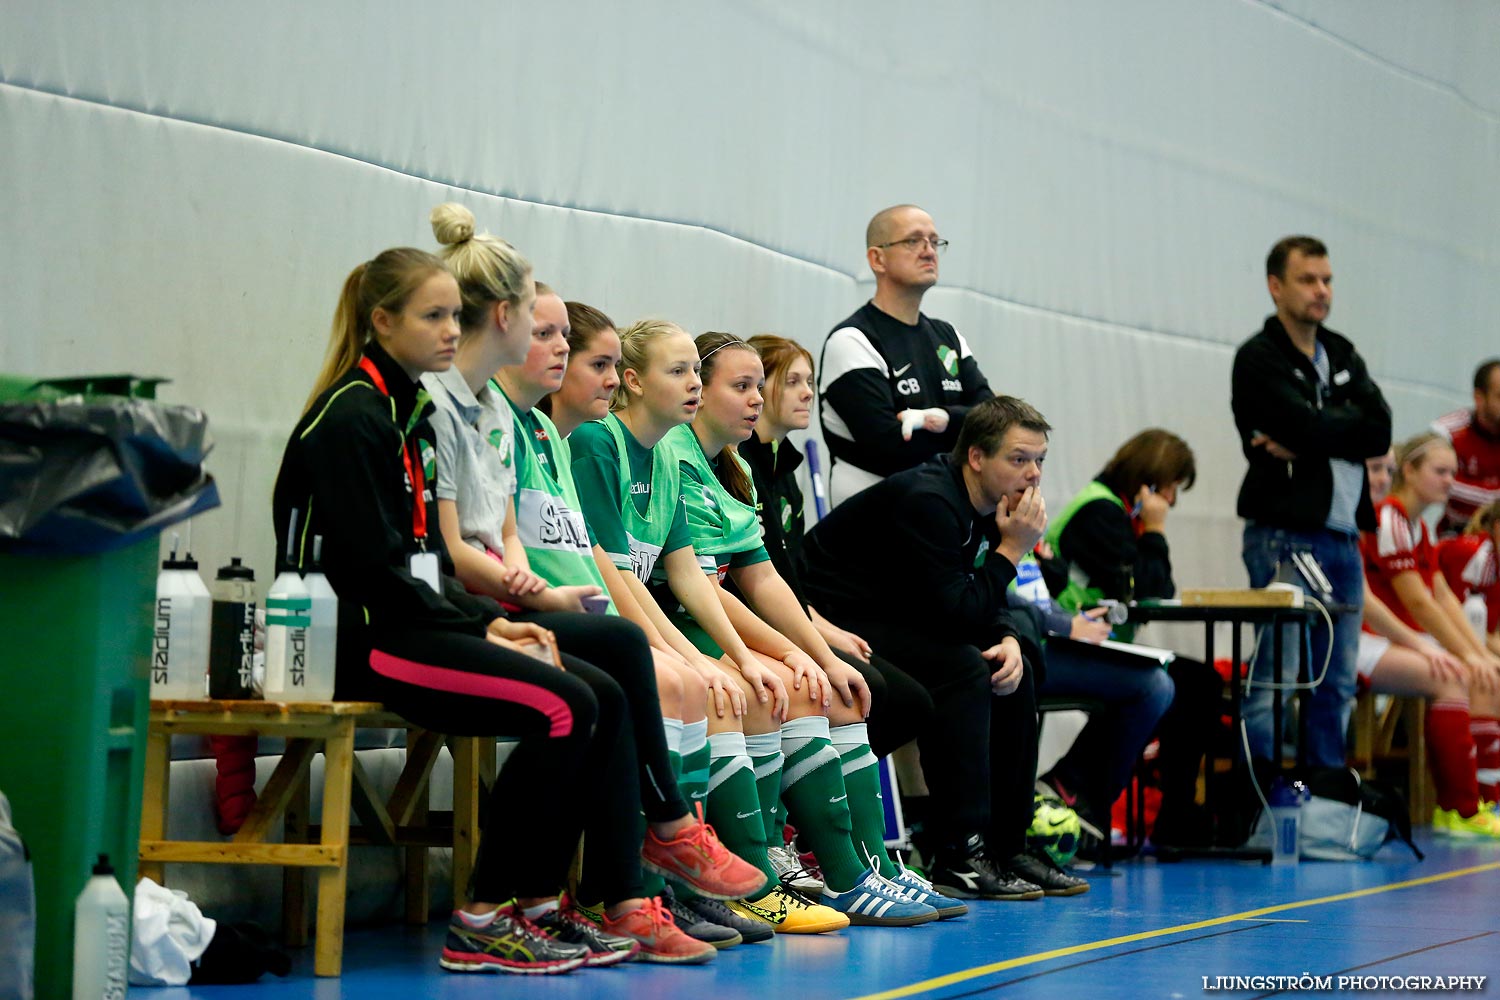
top-left (817, 301), bottom-right (992, 478)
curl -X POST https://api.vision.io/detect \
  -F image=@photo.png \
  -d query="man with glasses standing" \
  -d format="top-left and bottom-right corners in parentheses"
top-left (819, 204), bottom-right (993, 506)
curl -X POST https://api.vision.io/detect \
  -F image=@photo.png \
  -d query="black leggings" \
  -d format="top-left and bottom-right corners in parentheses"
top-left (362, 628), bottom-right (612, 902)
top-left (832, 619), bottom-right (1038, 856)
top-left (517, 611), bottom-right (688, 823)
top-left (834, 648), bottom-right (935, 758)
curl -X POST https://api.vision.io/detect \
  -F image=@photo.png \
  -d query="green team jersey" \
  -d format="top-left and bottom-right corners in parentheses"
top-left (494, 384), bottom-right (613, 611)
top-left (569, 413), bottom-right (691, 585)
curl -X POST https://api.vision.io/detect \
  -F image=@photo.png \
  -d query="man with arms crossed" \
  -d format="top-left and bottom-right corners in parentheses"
top-left (1232, 236), bottom-right (1391, 769)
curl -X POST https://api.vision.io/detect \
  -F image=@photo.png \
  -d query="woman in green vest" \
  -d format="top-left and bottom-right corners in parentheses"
top-left (1044, 428), bottom-right (1222, 848)
top-left (427, 205), bottom-right (767, 964)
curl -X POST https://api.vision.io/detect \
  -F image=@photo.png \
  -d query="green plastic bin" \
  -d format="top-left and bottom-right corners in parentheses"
top-left (0, 373), bottom-right (174, 997)
top-left (0, 539), bottom-right (157, 998)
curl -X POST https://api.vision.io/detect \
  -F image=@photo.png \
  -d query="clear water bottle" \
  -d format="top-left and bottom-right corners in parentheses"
top-left (1463, 591), bottom-right (1488, 641)
top-left (262, 571), bottom-right (311, 702)
top-left (150, 548), bottom-right (212, 700)
top-left (72, 854), bottom-right (128, 1000)
top-left (302, 536), bottom-right (339, 702)
top-left (208, 558), bottom-right (257, 699)
top-left (1268, 778), bottom-right (1306, 865)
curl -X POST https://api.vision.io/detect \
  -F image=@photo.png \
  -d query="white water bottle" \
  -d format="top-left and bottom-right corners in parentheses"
top-left (1463, 592), bottom-right (1488, 641)
top-left (150, 548), bottom-right (211, 700)
top-left (302, 536), bottom-right (339, 701)
top-left (264, 510), bottom-right (312, 702)
top-left (72, 854), bottom-right (129, 1000)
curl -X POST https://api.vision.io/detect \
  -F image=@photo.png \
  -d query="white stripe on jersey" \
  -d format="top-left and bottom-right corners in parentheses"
top-left (955, 329), bottom-right (975, 360)
top-left (1376, 506), bottom-right (1415, 558)
top-left (819, 327), bottom-right (889, 392)
top-left (1449, 480), bottom-right (1499, 504)
top-left (1462, 538), bottom-right (1498, 589)
top-left (1432, 409), bottom-right (1471, 438)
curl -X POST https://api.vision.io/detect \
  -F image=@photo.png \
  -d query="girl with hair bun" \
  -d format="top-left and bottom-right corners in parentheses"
top-left (273, 247), bottom-right (605, 974)
top-left (426, 205), bottom-right (764, 964)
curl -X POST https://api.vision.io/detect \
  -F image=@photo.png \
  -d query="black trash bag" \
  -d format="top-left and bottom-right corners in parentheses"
top-left (0, 395), bottom-right (220, 555)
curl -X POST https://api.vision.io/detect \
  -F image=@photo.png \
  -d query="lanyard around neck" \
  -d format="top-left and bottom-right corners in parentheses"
top-left (358, 355), bottom-right (427, 543)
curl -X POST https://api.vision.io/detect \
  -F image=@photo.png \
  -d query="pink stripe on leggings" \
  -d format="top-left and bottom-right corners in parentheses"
top-left (369, 649), bottom-right (575, 737)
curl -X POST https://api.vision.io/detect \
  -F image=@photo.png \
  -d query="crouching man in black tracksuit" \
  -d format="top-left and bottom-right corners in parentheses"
top-left (800, 396), bottom-right (1089, 900)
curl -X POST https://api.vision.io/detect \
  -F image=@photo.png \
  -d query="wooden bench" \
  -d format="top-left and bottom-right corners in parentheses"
top-left (138, 700), bottom-right (495, 977)
top-left (1350, 691), bottom-right (1434, 826)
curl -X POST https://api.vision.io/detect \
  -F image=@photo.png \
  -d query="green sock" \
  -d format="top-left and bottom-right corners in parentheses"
top-left (745, 730), bottom-right (785, 847)
top-left (779, 716), bottom-right (865, 891)
top-left (677, 719), bottom-right (709, 815)
top-left (704, 730), bottom-right (776, 883)
top-left (830, 722), bottom-right (897, 878)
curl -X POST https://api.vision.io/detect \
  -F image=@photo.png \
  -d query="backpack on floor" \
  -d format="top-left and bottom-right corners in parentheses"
top-left (1247, 767), bottom-right (1422, 861)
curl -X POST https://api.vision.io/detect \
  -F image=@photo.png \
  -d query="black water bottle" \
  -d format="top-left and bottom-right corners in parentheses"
top-left (208, 557), bottom-right (258, 699)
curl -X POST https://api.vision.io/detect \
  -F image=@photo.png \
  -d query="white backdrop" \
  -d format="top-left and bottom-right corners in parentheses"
top-left (3, 1), bottom-right (1497, 654)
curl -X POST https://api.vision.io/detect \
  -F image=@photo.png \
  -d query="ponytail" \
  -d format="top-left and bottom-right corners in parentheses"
top-left (694, 331), bottom-right (759, 506)
top-left (302, 248), bottom-right (447, 415)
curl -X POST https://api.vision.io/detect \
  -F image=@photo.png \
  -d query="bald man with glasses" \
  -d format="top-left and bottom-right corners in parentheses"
top-left (818, 204), bottom-right (994, 506)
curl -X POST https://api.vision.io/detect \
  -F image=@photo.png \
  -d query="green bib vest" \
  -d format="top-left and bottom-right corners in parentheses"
top-left (1044, 480), bottom-right (1128, 624)
top-left (503, 393), bottom-right (613, 611)
top-left (603, 413), bottom-right (682, 583)
top-left (658, 424), bottom-right (763, 559)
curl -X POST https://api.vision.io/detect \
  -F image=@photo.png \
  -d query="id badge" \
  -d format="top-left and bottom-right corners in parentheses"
top-left (409, 550), bottom-right (440, 593)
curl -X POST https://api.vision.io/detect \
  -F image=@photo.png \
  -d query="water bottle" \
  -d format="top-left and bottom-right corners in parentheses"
top-left (263, 511), bottom-right (311, 701)
top-left (1268, 778), bottom-right (1305, 865)
top-left (1012, 555), bottom-right (1051, 608)
top-left (72, 854), bottom-right (128, 1000)
top-left (208, 558), bottom-right (257, 699)
top-left (263, 572), bottom-right (311, 701)
top-left (302, 536), bottom-right (339, 701)
top-left (1463, 591), bottom-right (1488, 642)
top-left (150, 547), bottom-right (211, 700)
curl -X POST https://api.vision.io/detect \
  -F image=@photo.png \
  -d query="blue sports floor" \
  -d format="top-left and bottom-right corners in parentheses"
top-left (131, 840), bottom-right (1499, 999)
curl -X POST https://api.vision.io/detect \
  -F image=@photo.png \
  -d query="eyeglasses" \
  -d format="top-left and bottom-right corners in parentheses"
top-left (875, 235), bottom-right (949, 254)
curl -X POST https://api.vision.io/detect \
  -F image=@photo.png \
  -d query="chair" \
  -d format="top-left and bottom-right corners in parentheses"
top-left (138, 700), bottom-right (494, 977)
top-left (1350, 690), bottom-right (1433, 826)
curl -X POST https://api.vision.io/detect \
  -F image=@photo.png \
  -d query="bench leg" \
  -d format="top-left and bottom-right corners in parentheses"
top-left (283, 765), bottom-right (311, 948)
top-left (314, 724), bottom-right (355, 977)
top-left (451, 737), bottom-right (482, 910)
top-left (138, 727), bottom-right (171, 885)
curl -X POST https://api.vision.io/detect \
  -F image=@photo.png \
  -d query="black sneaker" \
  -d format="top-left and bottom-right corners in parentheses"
top-left (680, 893), bottom-right (775, 943)
top-left (1003, 849), bottom-right (1090, 897)
top-left (660, 885), bottom-right (743, 949)
top-left (927, 835), bottom-right (1044, 901)
top-left (535, 905), bottom-right (641, 966)
top-left (440, 905), bottom-right (589, 974)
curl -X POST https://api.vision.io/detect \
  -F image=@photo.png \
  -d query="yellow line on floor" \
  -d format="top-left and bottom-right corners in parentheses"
top-left (846, 861), bottom-right (1500, 1000)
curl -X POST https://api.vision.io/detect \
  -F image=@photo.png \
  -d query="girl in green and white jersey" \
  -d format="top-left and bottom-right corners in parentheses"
top-left (664, 332), bottom-right (963, 926)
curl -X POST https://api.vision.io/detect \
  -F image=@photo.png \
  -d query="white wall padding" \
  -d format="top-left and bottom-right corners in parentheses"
top-left (2, 1), bottom-right (1497, 648)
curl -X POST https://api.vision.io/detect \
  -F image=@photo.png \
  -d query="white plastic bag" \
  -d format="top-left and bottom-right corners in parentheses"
top-left (127, 877), bottom-right (217, 986)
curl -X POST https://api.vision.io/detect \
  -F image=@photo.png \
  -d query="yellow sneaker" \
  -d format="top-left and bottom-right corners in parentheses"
top-left (728, 885), bottom-right (849, 934)
top-left (1433, 806), bottom-right (1500, 839)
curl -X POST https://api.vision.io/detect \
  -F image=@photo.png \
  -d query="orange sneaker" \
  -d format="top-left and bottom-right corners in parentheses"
top-left (642, 803), bottom-right (769, 900)
top-left (602, 897), bottom-right (716, 965)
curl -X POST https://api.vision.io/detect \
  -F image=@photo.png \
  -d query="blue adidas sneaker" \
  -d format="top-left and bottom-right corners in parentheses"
top-left (889, 862), bottom-right (969, 919)
top-left (820, 868), bottom-right (939, 926)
